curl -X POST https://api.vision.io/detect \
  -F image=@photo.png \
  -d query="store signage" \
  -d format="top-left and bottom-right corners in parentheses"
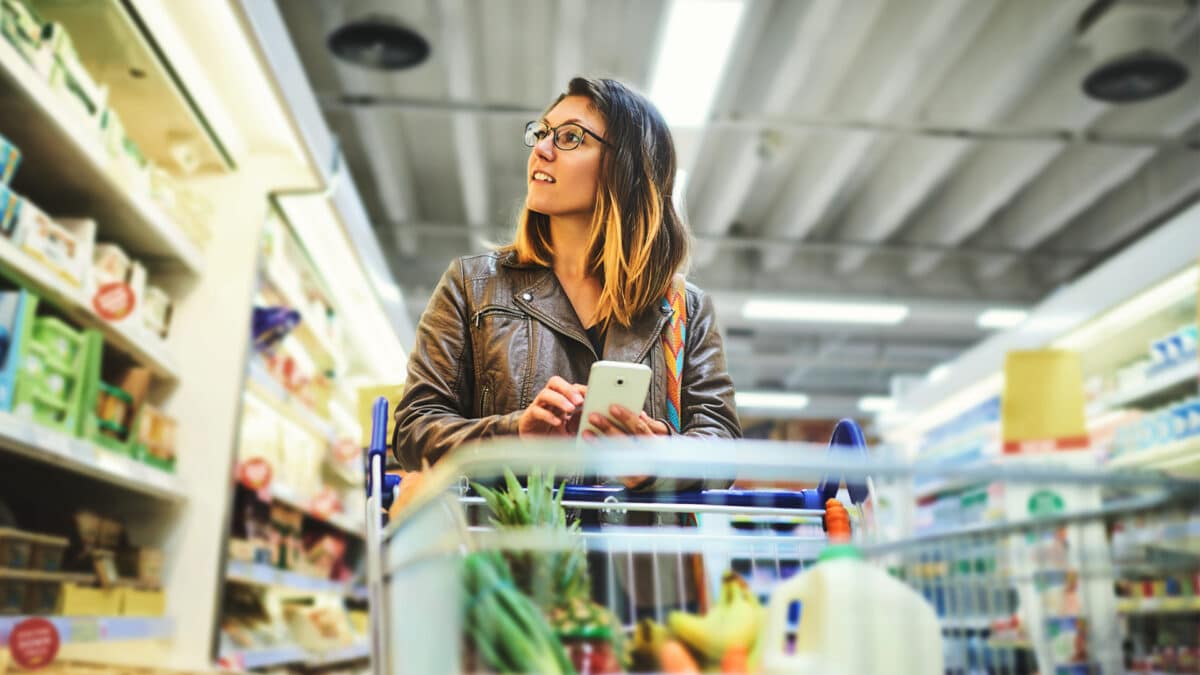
top-left (9, 617), bottom-right (60, 670)
top-left (92, 282), bottom-right (136, 321)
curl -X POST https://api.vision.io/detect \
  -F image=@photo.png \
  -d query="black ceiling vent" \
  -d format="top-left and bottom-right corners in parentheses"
top-left (1078, 1), bottom-right (1190, 103)
top-left (1083, 50), bottom-right (1189, 103)
top-left (328, 17), bottom-right (430, 71)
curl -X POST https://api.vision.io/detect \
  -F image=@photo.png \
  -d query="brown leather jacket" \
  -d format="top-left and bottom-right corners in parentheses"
top-left (392, 251), bottom-right (742, 476)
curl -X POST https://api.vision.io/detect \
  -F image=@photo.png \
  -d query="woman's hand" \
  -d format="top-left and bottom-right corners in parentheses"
top-left (582, 406), bottom-right (669, 489)
top-left (518, 376), bottom-right (587, 438)
top-left (582, 405), bottom-right (670, 439)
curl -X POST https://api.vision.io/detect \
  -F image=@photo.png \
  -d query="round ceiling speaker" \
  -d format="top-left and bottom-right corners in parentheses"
top-left (328, 17), bottom-right (430, 71)
top-left (1083, 50), bottom-right (1189, 103)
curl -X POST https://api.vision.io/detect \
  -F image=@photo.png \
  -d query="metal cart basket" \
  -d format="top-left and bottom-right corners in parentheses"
top-left (364, 399), bottom-right (1200, 674)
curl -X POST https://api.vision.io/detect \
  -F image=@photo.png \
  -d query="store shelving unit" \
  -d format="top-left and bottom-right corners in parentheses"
top-left (0, 236), bottom-right (179, 381)
top-left (1087, 358), bottom-right (1198, 416)
top-left (0, 616), bottom-right (175, 644)
top-left (245, 362), bottom-right (337, 444)
top-left (226, 561), bottom-right (364, 598)
top-left (0, 28), bottom-right (204, 273)
top-left (0, 410), bottom-right (185, 501)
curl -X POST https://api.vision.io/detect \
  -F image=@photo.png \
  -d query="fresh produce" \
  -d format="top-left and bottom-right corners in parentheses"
top-left (462, 550), bottom-right (576, 674)
top-left (473, 468), bottom-right (590, 607)
top-left (657, 639), bottom-right (701, 673)
top-left (473, 468), bottom-right (626, 670)
top-left (630, 618), bottom-right (671, 671)
top-left (667, 571), bottom-right (764, 668)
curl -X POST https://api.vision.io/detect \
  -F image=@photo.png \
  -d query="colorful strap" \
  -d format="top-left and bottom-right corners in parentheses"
top-left (661, 275), bottom-right (687, 432)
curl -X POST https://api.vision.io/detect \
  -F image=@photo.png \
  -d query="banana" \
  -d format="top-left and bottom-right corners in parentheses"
top-left (631, 619), bottom-right (671, 671)
top-left (667, 572), bottom-right (765, 666)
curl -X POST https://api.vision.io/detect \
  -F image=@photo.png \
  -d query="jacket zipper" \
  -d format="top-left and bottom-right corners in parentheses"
top-left (472, 305), bottom-right (526, 328)
top-left (480, 384), bottom-right (492, 417)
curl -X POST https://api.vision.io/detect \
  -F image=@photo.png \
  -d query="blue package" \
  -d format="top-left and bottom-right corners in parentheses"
top-left (0, 135), bottom-right (20, 185)
top-left (0, 184), bottom-right (20, 236)
top-left (1170, 401), bottom-right (1190, 442)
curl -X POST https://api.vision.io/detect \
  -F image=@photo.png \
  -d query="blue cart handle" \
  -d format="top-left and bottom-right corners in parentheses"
top-left (562, 418), bottom-right (871, 508)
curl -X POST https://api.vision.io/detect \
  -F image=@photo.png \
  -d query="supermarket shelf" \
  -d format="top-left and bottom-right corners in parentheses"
top-left (0, 615), bottom-right (174, 644)
top-left (226, 560), bottom-right (359, 597)
top-left (940, 616), bottom-right (993, 632)
top-left (987, 639), bottom-right (1033, 650)
top-left (269, 482), bottom-right (365, 539)
top-left (0, 410), bottom-right (186, 502)
top-left (1089, 359), bottom-right (1199, 416)
top-left (0, 32), bottom-right (204, 274)
top-left (220, 641), bottom-right (369, 670)
top-left (220, 644), bottom-right (307, 670)
top-left (1118, 596), bottom-right (1200, 615)
top-left (261, 270), bottom-right (341, 373)
top-left (0, 237), bottom-right (179, 382)
top-left (245, 362), bottom-right (337, 444)
top-left (309, 642), bottom-right (370, 667)
top-left (1108, 436), bottom-right (1200, 472)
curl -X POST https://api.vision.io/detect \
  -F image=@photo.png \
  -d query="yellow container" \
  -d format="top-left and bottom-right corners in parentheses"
top-left (118, 587), bottom-right (165, 616)
top-left (59, 583), bottom-right (120, 616)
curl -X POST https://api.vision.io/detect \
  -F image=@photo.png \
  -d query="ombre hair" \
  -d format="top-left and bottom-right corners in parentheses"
top-left (505, 77), bottom-right (689, 329)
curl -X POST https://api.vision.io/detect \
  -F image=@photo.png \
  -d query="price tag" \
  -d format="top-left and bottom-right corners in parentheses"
top-left (8, 617), bottom-right (60, 669)
top-left (70, 618), bottom-right (100, 643)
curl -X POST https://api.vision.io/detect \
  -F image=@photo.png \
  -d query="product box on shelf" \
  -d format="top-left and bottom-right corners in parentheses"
top-left (59, 581), bottom-right (120, 616)
top-left (0, 184), bottom-right (18, 236)
top-left (12, 206), bottom-right (95, 288)
top-left (88, 243), bottom-right (149, 332)
top-left (7, 296), bottom-right (91, 434)
top-left (78, 339), bottom-right (152, 458)
top-left (0, 134), bottom-right (19, 185)
top-left (142, 284), bottom-right (173, 339)
top-left (0, 289), bottom-right (32, 411)
top-left (118, 585), bottom-right (164, 616)
top-left (38, 22), bottom-right (106, 121)
top-left (0, 0), bottom-right (43, 65)
top-left (133, 404), bottom-right (177, 472)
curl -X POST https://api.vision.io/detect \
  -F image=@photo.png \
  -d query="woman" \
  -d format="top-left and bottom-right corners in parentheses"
top-left (392, 77), bottom-right (741, 486)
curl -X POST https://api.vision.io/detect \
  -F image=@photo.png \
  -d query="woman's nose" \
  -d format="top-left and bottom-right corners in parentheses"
top-left (534, 133), bottom-right (556, 161)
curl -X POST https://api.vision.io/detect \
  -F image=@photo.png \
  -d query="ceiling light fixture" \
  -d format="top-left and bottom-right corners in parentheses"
top-left (858, 396), bottom-right (896, 413)
top-left (648, 0), bottom-right (747, 127)
top-left (742, 299), bottom-right (910, 325)
top-left (977, 308), bottom-right (1029, 330)
top-left (735, 391), bottom-right (810, 410)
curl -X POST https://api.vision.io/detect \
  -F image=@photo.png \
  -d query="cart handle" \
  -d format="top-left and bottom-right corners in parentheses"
top-left (366, 397), bottom-right (400, 510)
top-left (560, 418), bottom-right (871, 507)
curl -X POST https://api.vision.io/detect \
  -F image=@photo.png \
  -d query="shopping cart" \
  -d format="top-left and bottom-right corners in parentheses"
top-left (364, 398), bottom-right (1200, 674)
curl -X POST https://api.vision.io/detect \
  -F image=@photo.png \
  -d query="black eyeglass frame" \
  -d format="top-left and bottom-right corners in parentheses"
top-left (524, 120), bottom-right (610, 151)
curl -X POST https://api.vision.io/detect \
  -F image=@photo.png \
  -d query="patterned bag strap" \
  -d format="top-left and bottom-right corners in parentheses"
top-left (661, 274), bottom-right (688, 432)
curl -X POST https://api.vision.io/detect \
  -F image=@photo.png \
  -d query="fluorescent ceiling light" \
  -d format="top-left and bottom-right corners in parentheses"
top-left (858, 396), bottom-right (896, 413)
top-left (735, 391), bottom-right (810, 410)
top-left (927, 364), bottom-right (951, 383)
top-left (742, 299), bottom-right (910, 325)
top-left (648, 0), bottom-right (747, 127)
top-left (977, 308), bottom-right (1028, 330)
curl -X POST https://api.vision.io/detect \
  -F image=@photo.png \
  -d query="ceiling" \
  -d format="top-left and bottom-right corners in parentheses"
top-left (274, 0), bottom-right (1200, 418)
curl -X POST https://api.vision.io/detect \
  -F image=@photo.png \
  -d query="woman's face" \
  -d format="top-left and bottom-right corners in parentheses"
top-left (526, 95), bottom-right (606, 220)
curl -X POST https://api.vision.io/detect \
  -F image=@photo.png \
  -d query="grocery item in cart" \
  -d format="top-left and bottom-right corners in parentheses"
top-left (759, 500), bottom-right (942, 674)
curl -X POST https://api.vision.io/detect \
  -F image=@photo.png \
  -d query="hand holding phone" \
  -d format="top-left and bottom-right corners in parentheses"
top-left (577, 361), bottom-right (654, 438)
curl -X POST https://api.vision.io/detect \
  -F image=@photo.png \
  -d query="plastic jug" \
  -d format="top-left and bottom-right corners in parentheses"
top-left (760, 501), bottom-right (943, 675)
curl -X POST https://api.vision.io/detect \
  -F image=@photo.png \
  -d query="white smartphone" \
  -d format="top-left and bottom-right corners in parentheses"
top-left (578, 360), bottom-right (653, 437)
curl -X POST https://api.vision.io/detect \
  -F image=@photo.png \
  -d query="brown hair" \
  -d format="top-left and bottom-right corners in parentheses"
top-left (505, 77), bottom-right (689, 329)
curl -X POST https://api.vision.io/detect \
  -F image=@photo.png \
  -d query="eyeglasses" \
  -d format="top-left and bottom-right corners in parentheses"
top-left (524, 120), bottom-right (609, 151)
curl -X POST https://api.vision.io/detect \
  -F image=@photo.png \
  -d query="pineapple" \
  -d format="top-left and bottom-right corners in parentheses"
top-left (473, 468), bottom-right (627, 668)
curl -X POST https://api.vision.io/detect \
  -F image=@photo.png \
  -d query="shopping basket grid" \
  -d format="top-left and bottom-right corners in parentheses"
top-left (365, 399), bottom-right (1200, 674)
